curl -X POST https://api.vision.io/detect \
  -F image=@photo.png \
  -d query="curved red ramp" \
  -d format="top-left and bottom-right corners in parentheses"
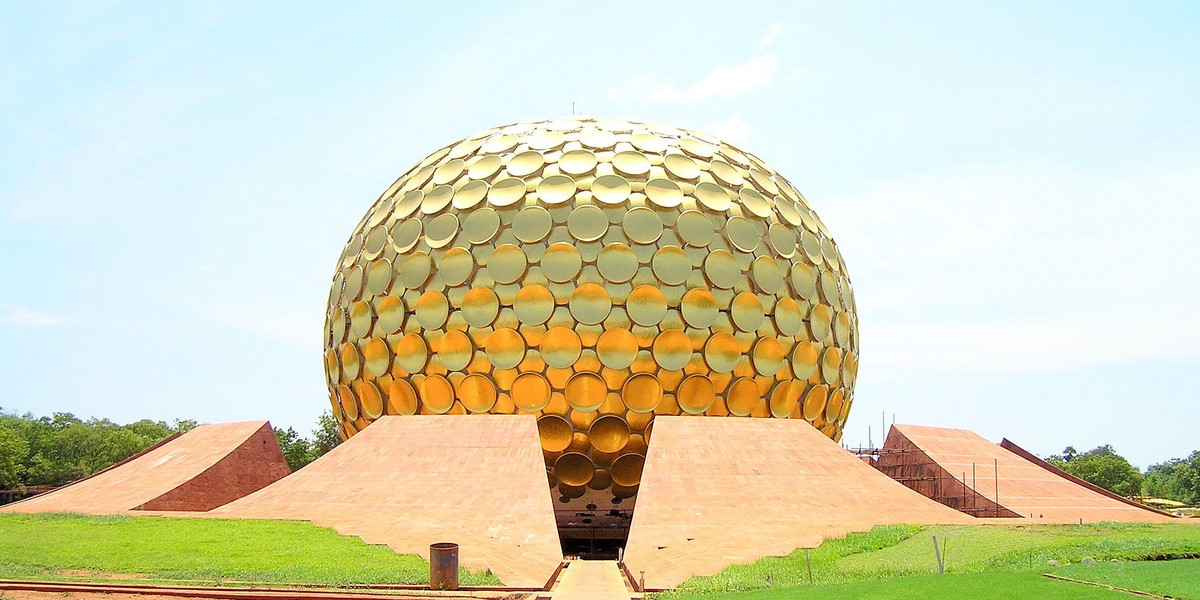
top-left (0, 421), bottom-right (289, 514)
top-left (879, 424), bottom-right (1173, 523)
top-left (623, 417), bottom-right (972, 590)
top-left (210, 415), bottom-right (563, 589)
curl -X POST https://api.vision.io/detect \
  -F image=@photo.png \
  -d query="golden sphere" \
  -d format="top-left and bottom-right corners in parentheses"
top-left (324, 118), bottom-right (859, 505)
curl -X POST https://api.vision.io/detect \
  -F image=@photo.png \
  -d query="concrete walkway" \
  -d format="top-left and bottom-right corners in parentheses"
top-left (549, 560), bottom-right (633, 600)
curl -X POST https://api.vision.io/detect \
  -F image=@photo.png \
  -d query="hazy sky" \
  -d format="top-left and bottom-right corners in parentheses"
top-left (2, 2), bottom-right (1197, 468)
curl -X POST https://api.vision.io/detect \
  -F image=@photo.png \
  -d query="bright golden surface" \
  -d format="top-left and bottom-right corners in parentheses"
top-left (325, 118), bottom-right (860, 503)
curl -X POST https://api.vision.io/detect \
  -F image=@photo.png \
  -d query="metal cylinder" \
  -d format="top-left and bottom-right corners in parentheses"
top-left (429, 542), bottom-right (459, 590)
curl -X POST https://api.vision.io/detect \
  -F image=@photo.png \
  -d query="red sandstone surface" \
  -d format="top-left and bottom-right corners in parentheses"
top-left (623, 417), bottom-right (973, 589)
top-left (0, 421), bottom-right (289, 514)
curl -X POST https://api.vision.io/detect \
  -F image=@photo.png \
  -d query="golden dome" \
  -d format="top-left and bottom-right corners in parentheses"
top-left (325, 117), bottom-right (859, 505)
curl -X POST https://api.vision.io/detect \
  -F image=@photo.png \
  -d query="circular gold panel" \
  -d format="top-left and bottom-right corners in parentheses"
top-left (513, 372), bottom-right (552, 412)
top-left (590, 415), bottom-right (630, 453)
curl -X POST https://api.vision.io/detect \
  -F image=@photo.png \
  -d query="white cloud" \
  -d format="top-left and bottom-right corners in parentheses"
top-left (704, 115), bottom-right (751, 143)
top-left (646, 54), bottom-right (779, 103)
top-left (4, 307), bottom-right (63, 326)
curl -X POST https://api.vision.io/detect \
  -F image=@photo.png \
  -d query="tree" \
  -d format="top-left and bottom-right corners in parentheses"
top-left (312, 411), bottom-right (341, 456)
top-left (0, 426), bottom-right (28, 489)
top-left (1047, 445), bottom-right (1144, 497)
top-left (274, 426), bottom-right (315, 472)
top-left (1143, 451), bottom-right (1200, 505)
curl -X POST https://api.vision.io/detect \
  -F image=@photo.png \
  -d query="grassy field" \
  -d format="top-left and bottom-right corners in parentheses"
top-left (0, 513), bottom-right (501, 586)
top-left (664, 571), bottom-right (1135, 599)
top-left (660, 522), bottom-right (1200, 599)
top-left (1057, 558), bottom-right (1200, 599)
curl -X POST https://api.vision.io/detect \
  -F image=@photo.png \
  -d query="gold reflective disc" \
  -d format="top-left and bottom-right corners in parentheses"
top-left (752, 337), bottom-right (786, 376)
top-left (468, 155), bottom-right (502, 180)
top-left (622, 207), bottom-right (664, 244)
top-left (811, 304), bottom-right (833, 342)
top-left (349, 300), bottom-right (373, 338)
top-left (663, 153), bottom-right (701, 179)
top-left (752, 256), bottom-right (785, 294)
top-left (726, 377), bottom-right (759, 416)
top-left (424, 213), bottom-right (459, 249)
top-left (792, 341), bottom-right (820, 379)
top-left (704, 332), bottom-right (741, 373)
top-left (651, 246), bottom-right (691, 285)
top-left (452, 179), bottom-right (488, 210)
top-left (420, 375), bottom-right (456, 414)
top-left (821, 346), bottom-right (843, 385)
top-left (791, 263), bottom-right (817, 299)
top-left (802, 384), bottom-right (829, 421)
top-left (569, 283), bottom-right (612, 325)
top-left (680, 136), bottom-right (715, 158)
top-left (842, 351), bottom-right (858, 387)
top-left (590, 415), bottom-right (630, 453)
top-left (507, 150), bottom-right (545, 177)
top-left (390, 219), bottom-right (422, 253)
top-left (710, 159), bottom-right (744, 186)
top-left (542, 242), bottom-right (583, 282)
top-left (438, 330), bottom-right (474, 371)
top-left (555, 452), bottom-right (594, 487)
top-left (363, 338), bottom-right (391, 377)
top-left (677, 210), bottom-right (715, 247)
top-left (394, 333), bottom-right (428, 373)
top-left (485, 328), bottom-right (525, 369)
top-left (801, 230), bottom-right (823, 263)
top-left (681, 289), bottom-right (719, 328)
top-left (359, 381), bottom-right (384, 419)
top-left (462, 287), bottom-right (500, 327)
top-left (487, 244), bottom-right (528, 284)
top-left (588, 469), bottom-right (613, 490)
top-left (678, 375), bottom-right (716, 415)
top-left (652, 330), bottom-right (692, 371)
top-left (727, 217), bottom-right (760, 252)
top-left (695, 181), bottom-right (732, 211)
top-left (820, 269), bottom-right (840, 305)
top-left (559, 149), bottom-right (598, 175)
top-left (834, 312), bottom-right (852, 348)
top-left (612, 483), bottom-right (638, 499)
top-left (739, 187), bottom-right (772, 218)
top-left (388, 379), bottom-right (418, 415)
top-left (703, 249), bottom-right (741, 289)
top-left (341, 343), bottom-right (362, 379)
top-left (559, 482), bottom-right (587, 499)
top-left (627, 285), bottom-right (668, 326)
top-left (338, 384), bottom-right (359, 421)
top-left (645, 178), bottom-right (684, 208)
top-left (394, 189), bottom-right (423, 219)
top-left (731, 292), bottom-right (765, 332)
top-left (777, 197), bottom-right (804, 226)
top-left (537, 174), bottom-right (577, 205)
top-left (458, 373), bottom-right (497, 413)
top-left (514, 284), bottom-right (555, 325)
top-left (343, 264), bottom-right (364, 301)
top-left (528, 128), bottom-right (565, 150)
top-left (774, 297), bottom-right (804, 336)
top-left (482, 134), bottom-right (518, 154)
top-left (487, 177), bottom-right (526, 207)
top-left (513, 206), bottom-right (554, 243)
top-left (567, 204), bottom-right (609, 241)
top-left (439, 248), bottom-right (474, 287)
top-left (769, 381), bottom-right (801, 419)
top-left (631, 132), bottom-right (667, 153)
top-left (826, 387), bottom-right (845, 423)
top-left (421, 184), bottom-right (454, 215)
top-left (768, 223), bottom-right (797, 257)
top-left (566, 372), bottom-right (606, 412)
top-left (610, 453), bottom-right (645, 487)
top-left (592, 174), bottom-right (632, 204)
top-left (597, 243), bottom-right (639, 283)
top-left (415, 290), bottom-right (449, 329)
top-left (514, 372), bottom-right (553, 412)
top-left (363, 225), bottom-right (388, 259)
top-left (401, 252), bottom-right (433, 289)
top-left (598, 329), bottom-right (639, 370)
top-left (613, 150), bottom-right (652, 175)
top-left (537, 415), bottom-right (573, 451)
top-left (462, 208), bottom-right (501, 245)
top-left (542, 326), bottom-right (583, 369)
top-left (751, 168), bottom-right (779, 195)
top-left (579, 128), bottom-right (617, 149)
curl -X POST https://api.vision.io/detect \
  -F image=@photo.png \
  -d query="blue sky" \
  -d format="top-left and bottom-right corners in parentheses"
top-left (2, 1), bottom-right (1197, 468)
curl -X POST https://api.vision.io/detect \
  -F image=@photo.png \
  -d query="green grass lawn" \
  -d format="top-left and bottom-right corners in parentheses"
top-left (659, 522), bottom-right (1200, 599)
top-left (1056, 558), bottom-right (1200, 599)
top-left (0, 513), bottom-right (501, 586)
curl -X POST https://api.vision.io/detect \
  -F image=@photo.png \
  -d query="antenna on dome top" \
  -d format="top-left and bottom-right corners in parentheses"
top-left (571, 101), bottom-right (576, 116)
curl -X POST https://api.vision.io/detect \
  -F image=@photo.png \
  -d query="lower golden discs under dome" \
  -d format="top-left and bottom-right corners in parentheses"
top-left (325, 117), bottom-right (860, 520)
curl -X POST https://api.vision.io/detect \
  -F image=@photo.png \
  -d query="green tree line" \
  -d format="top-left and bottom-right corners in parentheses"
top-left (0, 408), bottom-right (340, 490)
top-left (1046, 445), bottom-right (1200, 506)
